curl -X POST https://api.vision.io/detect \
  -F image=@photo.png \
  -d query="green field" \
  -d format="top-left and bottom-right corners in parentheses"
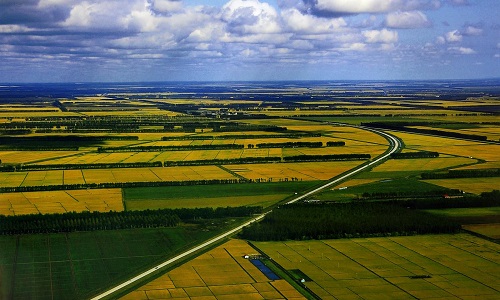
top-left (0, 226), bottom-right (228, 300)
top-left (123, 181), bottom-right (320, 210)
top-left (314, 177), bottom-right (454, 201)
top-left (253, 234), bottom-right (500, 299)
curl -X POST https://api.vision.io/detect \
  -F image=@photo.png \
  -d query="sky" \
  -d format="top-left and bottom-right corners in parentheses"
top-left (0, 0), bottom-right (498, 82)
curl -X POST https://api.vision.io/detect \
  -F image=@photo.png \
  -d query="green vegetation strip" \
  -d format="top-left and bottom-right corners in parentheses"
top-left (0, 206), bottom-right (262, 235)
top-left (240, 202), bottom-right (461, 241)
top-left (123, 181), bottom-right (320, 201)
top-left (0, 227), bottom-right (228, 300)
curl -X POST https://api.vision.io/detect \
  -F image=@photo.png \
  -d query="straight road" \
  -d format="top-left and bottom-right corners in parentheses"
top-left (91, 126), bottom-right (401, 300)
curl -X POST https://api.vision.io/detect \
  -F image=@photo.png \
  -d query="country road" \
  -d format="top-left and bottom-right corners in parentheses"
top-left (90, 126), bottom-right (402, 300)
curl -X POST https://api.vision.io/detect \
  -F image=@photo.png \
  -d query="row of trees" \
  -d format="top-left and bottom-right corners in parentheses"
top-left (361, 189), bottom-right (462, 200)
top-left (255, 141), bottom-right (323, 148)
top-left (283, 154), bottom-right (370, 162)
top-left (362, 122), bottom-right (488, 141)
top-left (240, 202), bottom-right (460, 241)
top-left (0, 161), bottom-right (163, 172)
top-left (0, 179), bottom-right (250, 193)
top-left (390, 151), bottom-right (439, 159)
top-left (421, 168), bottom-right (500, 179)
top-left (161, 133), bottom-right (321, 141)
top-left (0, 205), bottom-right (263, 235)
top-left (98, 144), bottom-right (245, 152)
top-left (164, 157), bottom-right (281, 167)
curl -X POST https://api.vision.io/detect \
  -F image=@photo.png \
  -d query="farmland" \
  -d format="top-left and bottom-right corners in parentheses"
top-left (123, 181), bottom-right (318, 210)
top-left (119, 239), bottom-right (306, 300)
top-left (253, 234), bottom-right (500, 299)
top-left (0, 227), bottom-right (230, 300)
top-left (0, 189), bottom-right (123, 216)
top-left (0, 80), bottom-right (498, 299)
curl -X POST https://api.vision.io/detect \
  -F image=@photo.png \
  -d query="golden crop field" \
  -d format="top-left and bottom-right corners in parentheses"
top-left (0, 150), bottom-right (80, 164)
top-left (254, 234), bottom-right (500, 299)
top-left (422, 177), bottom-right (500, 194)
top-left (126, 194), bottom-right (287, 211)
top-left (0, 166), bottom-right (236, 188)
top-left (120, 239), bottom-right (306, 300)
top-left (0, 188), bottom-right (123, 216)
top-left (284, 144), bottom-right (387, 158)
top-left (225, 161), bottom-right (364, 181)
top-left (463, 224), bottom-right (500, 240)
top-left (388, 131), bottom-right (500, 162)
top-left (371, 157), bottom-right (475, 173)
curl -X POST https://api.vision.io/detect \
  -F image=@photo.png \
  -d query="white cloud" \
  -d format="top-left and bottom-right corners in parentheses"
top-left (151, 0), bottom-right (183, 13)
top-left (463, 25), bottom-right (483, 36)
top-left (363, 29), bottom-right (398, 43)
top-left (315, 0), bottom-right (398, 14)
top-left (221, 0), bottom-right (281, 35)
top-left (385, 11), bottom-right (431, 29)
top-left (282, 8), bottom-right (346, 34)
top-left (0, 25), bottom-right (34, 33)
top-left (445, 30), bottom-right (462, 42)
top-left (306, 0), bottom-right (441, 15)
top-left (448, 46), bottom-right (476, 54)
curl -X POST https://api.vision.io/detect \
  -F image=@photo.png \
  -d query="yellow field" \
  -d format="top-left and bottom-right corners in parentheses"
top-left (423, 177), bottom-right (500, 194)
top-left (0, 151), bottom-right (80, 164)
top-left (284, 144), bottom-right (387, 158)
top-left (120, 239), bottom-right (306, 300)
top-left (463, 224), bottom-right (500, 240)
top-left (0, 189), bottom-right (123, 216)
top-left (126, 194), bottom-right (287, 210)
top-left (0, 166), bottom-right (236, 187)
top-left (225, 161), bottom-right (363, 181)
top-left (372, 157), bottom-right (475, 173)
top-left (254, 234), bottom-right (500, 299)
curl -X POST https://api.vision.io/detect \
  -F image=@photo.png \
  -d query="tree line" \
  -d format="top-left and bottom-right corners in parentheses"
top-left (0, 205), bottom-right (262, 235)
top-left (0, 161), bottom-right (163, 172)
top-left (240, 202), bottom-right (460, 241)
top-left (362, 122), bottom-right (488, 141)
top-left (421, 168), bottom-right (500, 179)
top-left (164, 157), bottom-right (281, 167)
top-left (255, 142), bottom-right (323, 148)
top-left (0, 179), bottom-right (251, 193)
top-left (390, 151), bottom-right (439, 159)
top-left (98, 144), bottom-right (245, 152)
top-left (161, 133), bottom-right (321, 141)
top-left (283, 154), bottom-right (370, 162)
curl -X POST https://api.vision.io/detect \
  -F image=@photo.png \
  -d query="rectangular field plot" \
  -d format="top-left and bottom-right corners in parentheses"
top-left (462, 224), bottom-right (500, 240)
top-left (0, 227), bottom-right (219, 300)
top-left (423, 177), bottom-right (500, 194)
top-left (389, 131), bottom-right (500, 162)
top-left (0, 188), bottom-right (123, 215)
top-left (123, 181), bottom-right (318, 210)
top-left (120, 239), bottom-right (306, 300)
top-left (254, 234), bottom-right (500, 299)
top-left (0, 151), bottom-right (80, 164)
top-left (0, 166), bottom-right (236, 188)
top-left (225, 161), bottom-right (364, 181)
top-left (371, 157), bottom-right (475, 173)
top-left (151, 165), bottom-right (236, 181)
top-left (126, 194), bottom-right (287, 210)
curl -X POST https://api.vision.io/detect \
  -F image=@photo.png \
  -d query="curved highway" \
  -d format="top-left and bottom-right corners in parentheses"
top-left (91, 125), bottom-right (401, 300)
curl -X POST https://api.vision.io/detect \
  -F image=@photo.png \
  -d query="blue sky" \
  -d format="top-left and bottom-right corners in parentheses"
top-left (0, 0), bottom-right (498, 82)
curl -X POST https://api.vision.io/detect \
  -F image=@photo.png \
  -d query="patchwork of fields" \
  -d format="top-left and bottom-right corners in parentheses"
top-left (120, 239), bottom-right (306, 300)
top-left (0, 189), bottom-right (123, 216)
top-left (0, 166), bottom-right (237, 187)
top-left (254, 234), bottom-right (500, 299)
